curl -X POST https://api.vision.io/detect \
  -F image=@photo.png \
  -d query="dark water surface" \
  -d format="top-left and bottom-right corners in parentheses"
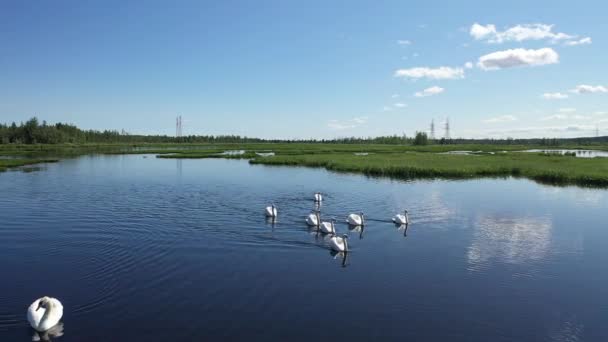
top-left (1, 155), bottom-right (607, 341)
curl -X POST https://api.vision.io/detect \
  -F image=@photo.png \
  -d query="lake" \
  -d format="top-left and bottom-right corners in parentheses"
top-left (1, 155), bottom-right (607, 341)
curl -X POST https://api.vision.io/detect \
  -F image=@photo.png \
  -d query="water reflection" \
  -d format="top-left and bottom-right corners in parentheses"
top-left (348, 225), bottom-right (365, 239)
top-left (468, 215), bottom-right (552, 266)
top-left (31, 323), bottom-right (64, 341)
top-left (395, 223), bottom-right (409, 237)
top-left (330, 250), bottom-right (349, 268)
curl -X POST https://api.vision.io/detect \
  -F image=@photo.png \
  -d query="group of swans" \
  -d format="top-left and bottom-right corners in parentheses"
top-left (265, 193), bottom-right (410, 254)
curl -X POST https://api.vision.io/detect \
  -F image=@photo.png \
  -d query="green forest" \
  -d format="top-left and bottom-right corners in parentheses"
top-left (2, 117), bottom-right (607, 146)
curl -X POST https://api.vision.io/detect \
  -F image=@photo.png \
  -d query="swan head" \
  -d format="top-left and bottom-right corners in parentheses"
top-left (342, 234), bottom-right (348, 239)
top-left (36, 297), bottom-right (51, 311)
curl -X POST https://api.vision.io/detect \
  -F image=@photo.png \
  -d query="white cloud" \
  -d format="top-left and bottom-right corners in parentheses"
top-left (394, 102), bottom-right (407, 108)
top-left (464, 62), bottom-right (473, 69)
top-left (414, 86), bottom-right (445, 97)
top-left (477, 48), bottom-right (559, 70)
top-left (564, 37), bottom-right (592, 46)
top-left (540, 112), bottom-right (592, 121)
top-left (412, 52), bottom-right (419, 57)
top-left (382, 106), bottom-right (392, 112)
top-left (483, 115), bottom-right (518, 123)
top-left (539, 114), bottom-right (568, 121)
top-left (394, 66), bottom-right (464, 80)
top-left (542, 92), bottom-right (568, 100)
top-left (571, 85), bottom-right (608, 94)
top-left (327, 117), bottom-right (368, 130)
top-left (469, 23), bottom-right (583, 44)
top-left (391, 94), bottom-right (400, 98)
top-left (397, 40), bottom-right (411, 45)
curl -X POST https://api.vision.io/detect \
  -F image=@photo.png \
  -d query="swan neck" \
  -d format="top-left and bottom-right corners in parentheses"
top-left (39, 301), bottom-right (54, 327)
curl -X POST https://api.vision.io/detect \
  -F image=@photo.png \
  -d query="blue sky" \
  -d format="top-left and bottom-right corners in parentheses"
top-left (1, 0), bottom-right (607, 139)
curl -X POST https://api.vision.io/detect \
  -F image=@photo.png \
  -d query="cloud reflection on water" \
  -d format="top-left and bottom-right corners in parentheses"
top-left (468, 215), bottom-right (553, 267)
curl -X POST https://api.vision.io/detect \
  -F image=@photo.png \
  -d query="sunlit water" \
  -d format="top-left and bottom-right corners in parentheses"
top-left (1, 155), bottom-right (607, 341)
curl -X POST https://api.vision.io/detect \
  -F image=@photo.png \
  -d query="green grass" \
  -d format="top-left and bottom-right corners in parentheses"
top-left (0, 158), bottom-right (59, 172)
top-left (2, 142), bottom-right (608, 187)
top-left (248, 152), bottom-right (608, 187)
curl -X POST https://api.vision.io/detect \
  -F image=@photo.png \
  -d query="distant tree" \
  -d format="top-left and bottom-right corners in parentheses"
top-left (413, 131), bottom-right (428, 146)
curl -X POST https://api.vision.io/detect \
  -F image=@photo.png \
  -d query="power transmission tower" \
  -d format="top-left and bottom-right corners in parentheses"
top-left (430, 119), bottom-right (435, 139)
top-left (444, 117), bottom-right (450, 139)
top-left (176, 115), bottom-right (183, 137)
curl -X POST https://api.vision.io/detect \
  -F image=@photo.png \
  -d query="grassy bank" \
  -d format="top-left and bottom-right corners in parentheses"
top-left (1, 143), bottom-right (608, 187)
top-left (0, 158), bottom-right (59, 172)
top-left (246, 152), bottom-right (608, 187)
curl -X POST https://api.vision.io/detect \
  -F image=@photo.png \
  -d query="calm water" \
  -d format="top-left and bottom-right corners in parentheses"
top-left (1, 155), bottom-right (607, 341)
top-left (523, 149), bottom-right (608, 158)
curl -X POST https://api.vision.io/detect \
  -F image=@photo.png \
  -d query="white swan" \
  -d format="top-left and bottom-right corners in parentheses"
top-left (347, 212), bottom-right (365, 226)
top-left (314, 192), bottom-right (323, 202)
top-left (264, 204), bottom-right (277, 218)
top-left (393, 210), bottom-right (409, 225)
top-left (320, 218), bottom-right (336, 234)
top-left (27, 296), bottom-right (63, 332)
top-left (306, 211), bottom-right (320, 226)
top-left (329, 234), bottom-right (349, 252)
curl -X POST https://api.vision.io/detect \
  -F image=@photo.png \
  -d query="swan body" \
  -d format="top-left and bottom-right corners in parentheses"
top-left (329, 234), bottom-right (349, 252)
top-left (306, 211), bottom-right (320, 226)
top-left (347, 212), bottom-right (364, 226)
top-left (320, 219), bottom-right (336, 234)
top-left (27, 296), bottom-right (63, 332)
top-left (265, 204), bottom-right (277, 218)
top-left (314, 192), bottom-right (323, 202)
top-left (393, 210), bottom-right (409, 225)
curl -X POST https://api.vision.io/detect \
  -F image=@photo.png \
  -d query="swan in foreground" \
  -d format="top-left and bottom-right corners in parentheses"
top-left (265, 204), bottom-right (277, 218)
top-left (306, 210), bottom-right (320, 226)
top-left (393, 210), bottom-right (409, 225)
top-left (320, 218), bottom-right (336, 234)
top-left (27, 296), bottom-right (63, 332)
top-left (329, 234), bottom-right (349, 252)
top-left (347, 212), bottom-right (365, 226)
top-left (314, 192), bottom-right (323, 202)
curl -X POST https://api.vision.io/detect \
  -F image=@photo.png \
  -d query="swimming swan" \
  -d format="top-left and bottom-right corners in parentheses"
top-left (27, 296), bottom-right (63, 332)
top-left (347, 212), bottom-right (365, 226)
top-left (329, 234), bottom-right (349, 252)
top-left (306, 211), bottom-right (320, 226)
top-left (320, 218), bottom-right (336, 234)
top-left (314, 192), bottom-right (323, 202)
top-left (393, 210), bottom-right (409, 225)
top-left (265, 204), bottom-right (277, 218)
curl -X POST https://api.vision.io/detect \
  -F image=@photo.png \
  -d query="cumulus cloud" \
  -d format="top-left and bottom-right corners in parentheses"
top-left (564, 37), bottom-right (592, 46)
top-left (414, 86), bottom-right (445, 97)
top-left (469, 23), bottom-right (587, 45)
top-left (483, 115), bottom-right (518, 123)
top-left (539, 114), bottom-right (568, 121)
top-left (394, 102), bottom-right (407, 108)
top-left (394, 66), bottom-right (464, 80)
top-left (570, 85), bottom-right (607, 94)
top-left (327, 117), bottom-right (368, 130)
top-left (477, 48), bottom-right (559, 70)
top-left (397, 40), bottom-right (411, 45)
top-left (559, 108), bottom-right (576, 113)
top-left (542, 92), bottom-right (568, 100)
top-left (464, 62), bottom-right (473, 69)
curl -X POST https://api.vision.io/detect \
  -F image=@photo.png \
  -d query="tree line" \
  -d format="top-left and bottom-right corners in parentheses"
top-left (1, 117), bottom-right (606, 145)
